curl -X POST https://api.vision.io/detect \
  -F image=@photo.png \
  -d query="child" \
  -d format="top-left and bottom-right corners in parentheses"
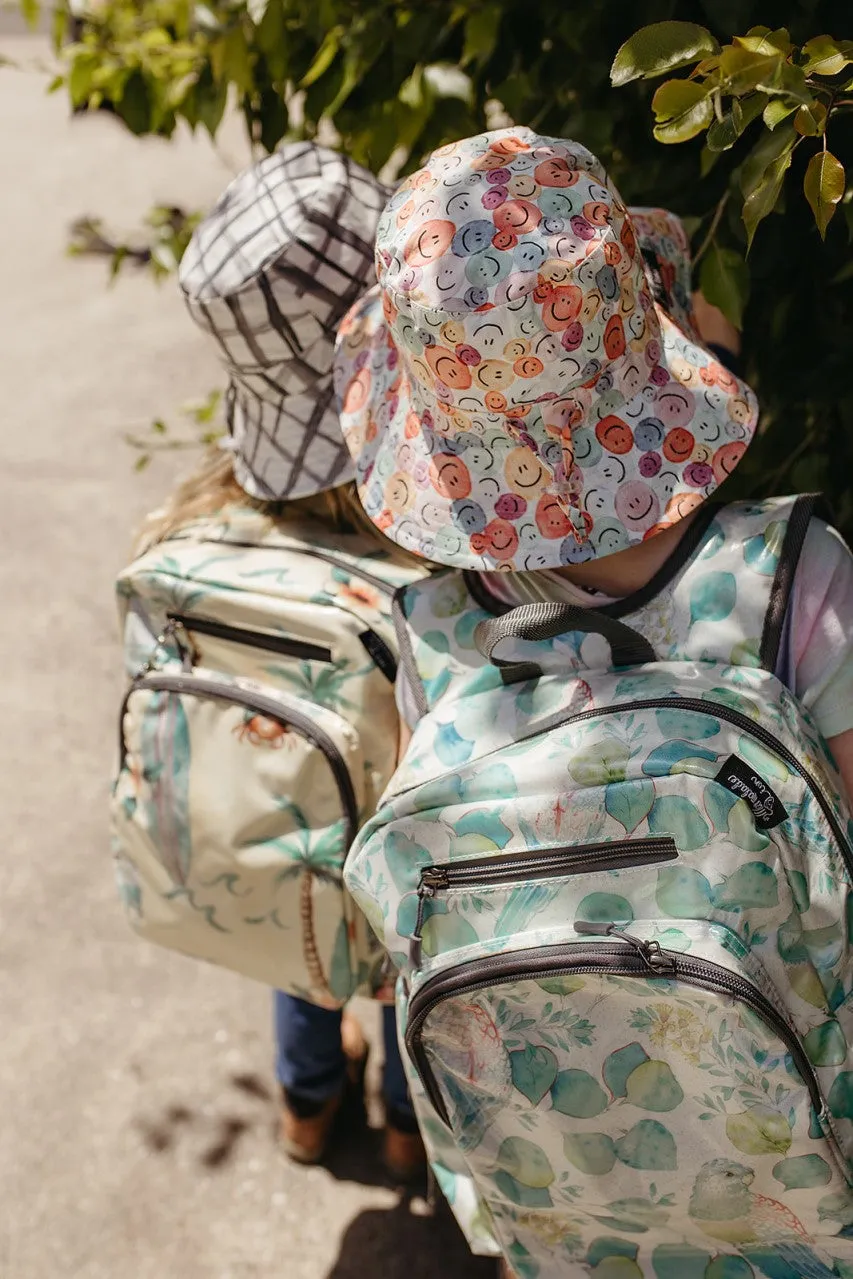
top-left (335, 125), bottom-right (853, 794)
top-left (145, 141), bottom-right (427, 1175)
top-left (334, 126), bottom-right (853, 1270)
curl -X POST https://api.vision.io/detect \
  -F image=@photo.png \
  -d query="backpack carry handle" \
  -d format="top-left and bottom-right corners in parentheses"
top-left (474, 601), bottom-right (656, 677)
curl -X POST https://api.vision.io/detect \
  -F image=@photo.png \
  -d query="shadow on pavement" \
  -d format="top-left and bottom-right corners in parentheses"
top-left (324, 1194), bottom-right (497, 1279)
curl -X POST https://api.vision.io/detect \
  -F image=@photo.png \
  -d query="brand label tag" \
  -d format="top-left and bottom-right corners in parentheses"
top-left (715, 754), bottom-right (788, 830)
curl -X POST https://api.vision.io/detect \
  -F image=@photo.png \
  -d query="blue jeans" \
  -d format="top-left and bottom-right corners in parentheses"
top-left (274, 993), bottom-right (414, 1120)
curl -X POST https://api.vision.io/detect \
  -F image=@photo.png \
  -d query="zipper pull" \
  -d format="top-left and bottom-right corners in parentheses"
top-left (135, 617), bottom-right (179, 680)
top-left (168, 615), bottom-right (198, 671)
top-left (574, 920), bottom-right (676, 975)
top-left (409, 867), bottom-right (449, 970)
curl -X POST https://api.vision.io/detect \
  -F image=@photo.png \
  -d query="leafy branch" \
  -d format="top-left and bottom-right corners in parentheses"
top-left (612, 21), bottom-right (851, 248)
top-left (68, 205), bottom-right (202, 279)
top-left (125, 389), bottom-right (224, 470)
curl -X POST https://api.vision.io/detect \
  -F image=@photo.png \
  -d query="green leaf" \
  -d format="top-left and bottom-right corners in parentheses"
top-left (706, 98), bottom-right (743, 152)
top-left (109, 245), bottom-right (129, 281)
top-left (68, 56), bottom-right (95, 107)
top-left (20, 0), bottom-right (39, 29)
top-left (611, 21), bottom-right (719, 87)
top-left (719, 42), bottom-right (784, 95)
top-left (221, 26), bottom-right (254, 97)
top-left (699, 243), bottom-right (750, 329)
top-left (739, 91), bottom-right (771, 130)
top-left (743, 145), bottom-right (794, 247)
top-left (462, 6), bottom-right (500, 67)
top-left (299, 24), bottom-right (343, 89)
top-left (195, 78), bottom-right (228, 138)
top-left (763, 98), bottom-right (798, 129)
top-left (795, 100), bottom-right (827, 136)
top-left (801, 36), bottom-right (853, 78)
top-left (115, 71), bottom-right (153, 136)
top-left (134, 454), bottom-right (151, 472)
top-left (734, 29), bottom-right (792, 57)
top-left (758, 61), bottom-right (813, 104)
top-left (740, 122), bottom-right (796, 197)
top-left (804, 151), bottom-right (846, 238)
top-left (651, 79), bottom-right (714, 144)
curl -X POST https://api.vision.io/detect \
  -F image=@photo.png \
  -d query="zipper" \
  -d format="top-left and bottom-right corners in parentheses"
top-left (165, 611), bottom-right (396, 683)
top-left (119, 671), bottom-right (359, 847)
top-left (405, 934), bottom-right (825, 1127)
top-left (167, 611), bottom-right (333, 664)
top-left (393, 695), bottom-right (853, 884)
top-left (410, 836), bottom-right (677, 967)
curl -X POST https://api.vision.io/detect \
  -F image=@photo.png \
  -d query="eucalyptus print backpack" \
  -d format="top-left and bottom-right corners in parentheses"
top-left (346, 495), bottom-right (853, 1278)
top-left (111, 505), bottom-right (424, 1004)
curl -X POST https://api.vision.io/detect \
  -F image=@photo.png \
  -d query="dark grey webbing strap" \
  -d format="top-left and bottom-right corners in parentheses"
top-left (392, 587), bottom-right (429, 720)
top-left (759, 493), bottom-right (827, 673)
top-left (474, 601), bottom-right (656, 679)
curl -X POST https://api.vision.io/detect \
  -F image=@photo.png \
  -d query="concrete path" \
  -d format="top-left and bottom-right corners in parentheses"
top-left (0, 29), bottom-right (492, 1279)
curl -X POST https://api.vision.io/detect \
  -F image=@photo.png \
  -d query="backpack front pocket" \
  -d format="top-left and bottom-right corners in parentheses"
top-left (112, 671), bottom-right (364, 1004)
top-left (404, 926), bottom-right (853, 1275)
top-left (409, 837), bottom-right (678, 967)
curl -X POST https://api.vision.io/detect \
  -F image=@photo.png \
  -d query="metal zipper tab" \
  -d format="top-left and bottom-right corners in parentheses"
top-left (410, 868), bottom-right (450, 969)
top-left (574, 921), bottom-right (676, 974)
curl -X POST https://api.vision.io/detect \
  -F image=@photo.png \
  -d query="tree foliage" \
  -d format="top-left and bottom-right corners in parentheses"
top-left (23, 0), bottom-right (853, 533)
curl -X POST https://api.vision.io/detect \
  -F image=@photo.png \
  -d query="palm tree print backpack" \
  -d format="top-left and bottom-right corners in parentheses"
top-left (346, 495), bottom-right (853, 1277)
top-left (111, 505), bottom-right (424, 1004)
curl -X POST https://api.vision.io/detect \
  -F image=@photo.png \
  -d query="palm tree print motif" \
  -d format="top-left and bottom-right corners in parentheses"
top-left (264, 659), bottom-right (371, 715)
top-left (251, 801), bottom-right (350, 1007)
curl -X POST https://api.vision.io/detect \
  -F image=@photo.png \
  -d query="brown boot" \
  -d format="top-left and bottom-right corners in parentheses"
top-left (280, 1090), bottom-right (342, 1164)
top-left (280, 1012), bottom-right (368, 1165)
top-left (382, 1109), bottom-right (427, 1182)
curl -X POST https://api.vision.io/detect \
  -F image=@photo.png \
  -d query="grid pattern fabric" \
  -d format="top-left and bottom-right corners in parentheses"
top-left (180, 142), bottom-right (390, 500)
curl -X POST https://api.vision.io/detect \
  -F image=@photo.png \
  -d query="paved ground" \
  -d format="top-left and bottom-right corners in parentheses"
top-left (0, 28), bottom-right (492, 1279)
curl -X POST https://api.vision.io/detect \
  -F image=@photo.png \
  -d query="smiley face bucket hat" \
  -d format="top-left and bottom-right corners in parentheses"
top-left (180, 141), bottom-right (389, 501)
top-left (334, 127), bottom-right (758, 570)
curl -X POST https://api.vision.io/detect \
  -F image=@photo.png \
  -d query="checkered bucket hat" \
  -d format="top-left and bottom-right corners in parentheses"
top-left (180, 142), bottom-right (389, 500)
top-left (334, 127), bottom-right (758, 570)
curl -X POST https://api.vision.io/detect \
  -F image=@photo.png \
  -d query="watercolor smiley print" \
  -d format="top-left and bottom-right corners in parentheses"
top-left (334, 127), bottom-right (758, 570)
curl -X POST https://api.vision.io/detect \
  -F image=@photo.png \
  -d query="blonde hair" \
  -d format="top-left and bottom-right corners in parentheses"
top-left (135, 446), bottom-right (427, 572)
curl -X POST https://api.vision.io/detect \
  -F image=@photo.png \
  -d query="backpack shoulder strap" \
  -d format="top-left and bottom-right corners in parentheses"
top-left (393, 570), bottom-right (493, 716)
top-left (605, 495), bottom-right (816, 671)
top-left (759, 492), bottom-right (827, 672)
top-left (392, 585), bottom-right (430, 719)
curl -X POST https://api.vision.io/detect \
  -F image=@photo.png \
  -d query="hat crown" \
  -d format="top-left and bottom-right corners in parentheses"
top-left (177, 142), bottom-right (390, 501)
top-left (375, 128), bottom-right (634, 321)
top-left (333, 127), bottom-right (758, 571)
top-left (366, 129), bottom-right (661, 433)
top-left (180, 142), bottom-right (388, 310)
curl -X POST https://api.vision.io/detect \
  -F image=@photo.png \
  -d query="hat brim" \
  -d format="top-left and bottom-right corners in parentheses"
top-left (335, 285), bottom-right (756, 572)
top-left (228, 382), bottom-right (355, 502)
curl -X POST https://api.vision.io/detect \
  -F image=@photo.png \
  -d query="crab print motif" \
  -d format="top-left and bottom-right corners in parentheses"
top-left (234, 712), bottom-right (296, 749)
